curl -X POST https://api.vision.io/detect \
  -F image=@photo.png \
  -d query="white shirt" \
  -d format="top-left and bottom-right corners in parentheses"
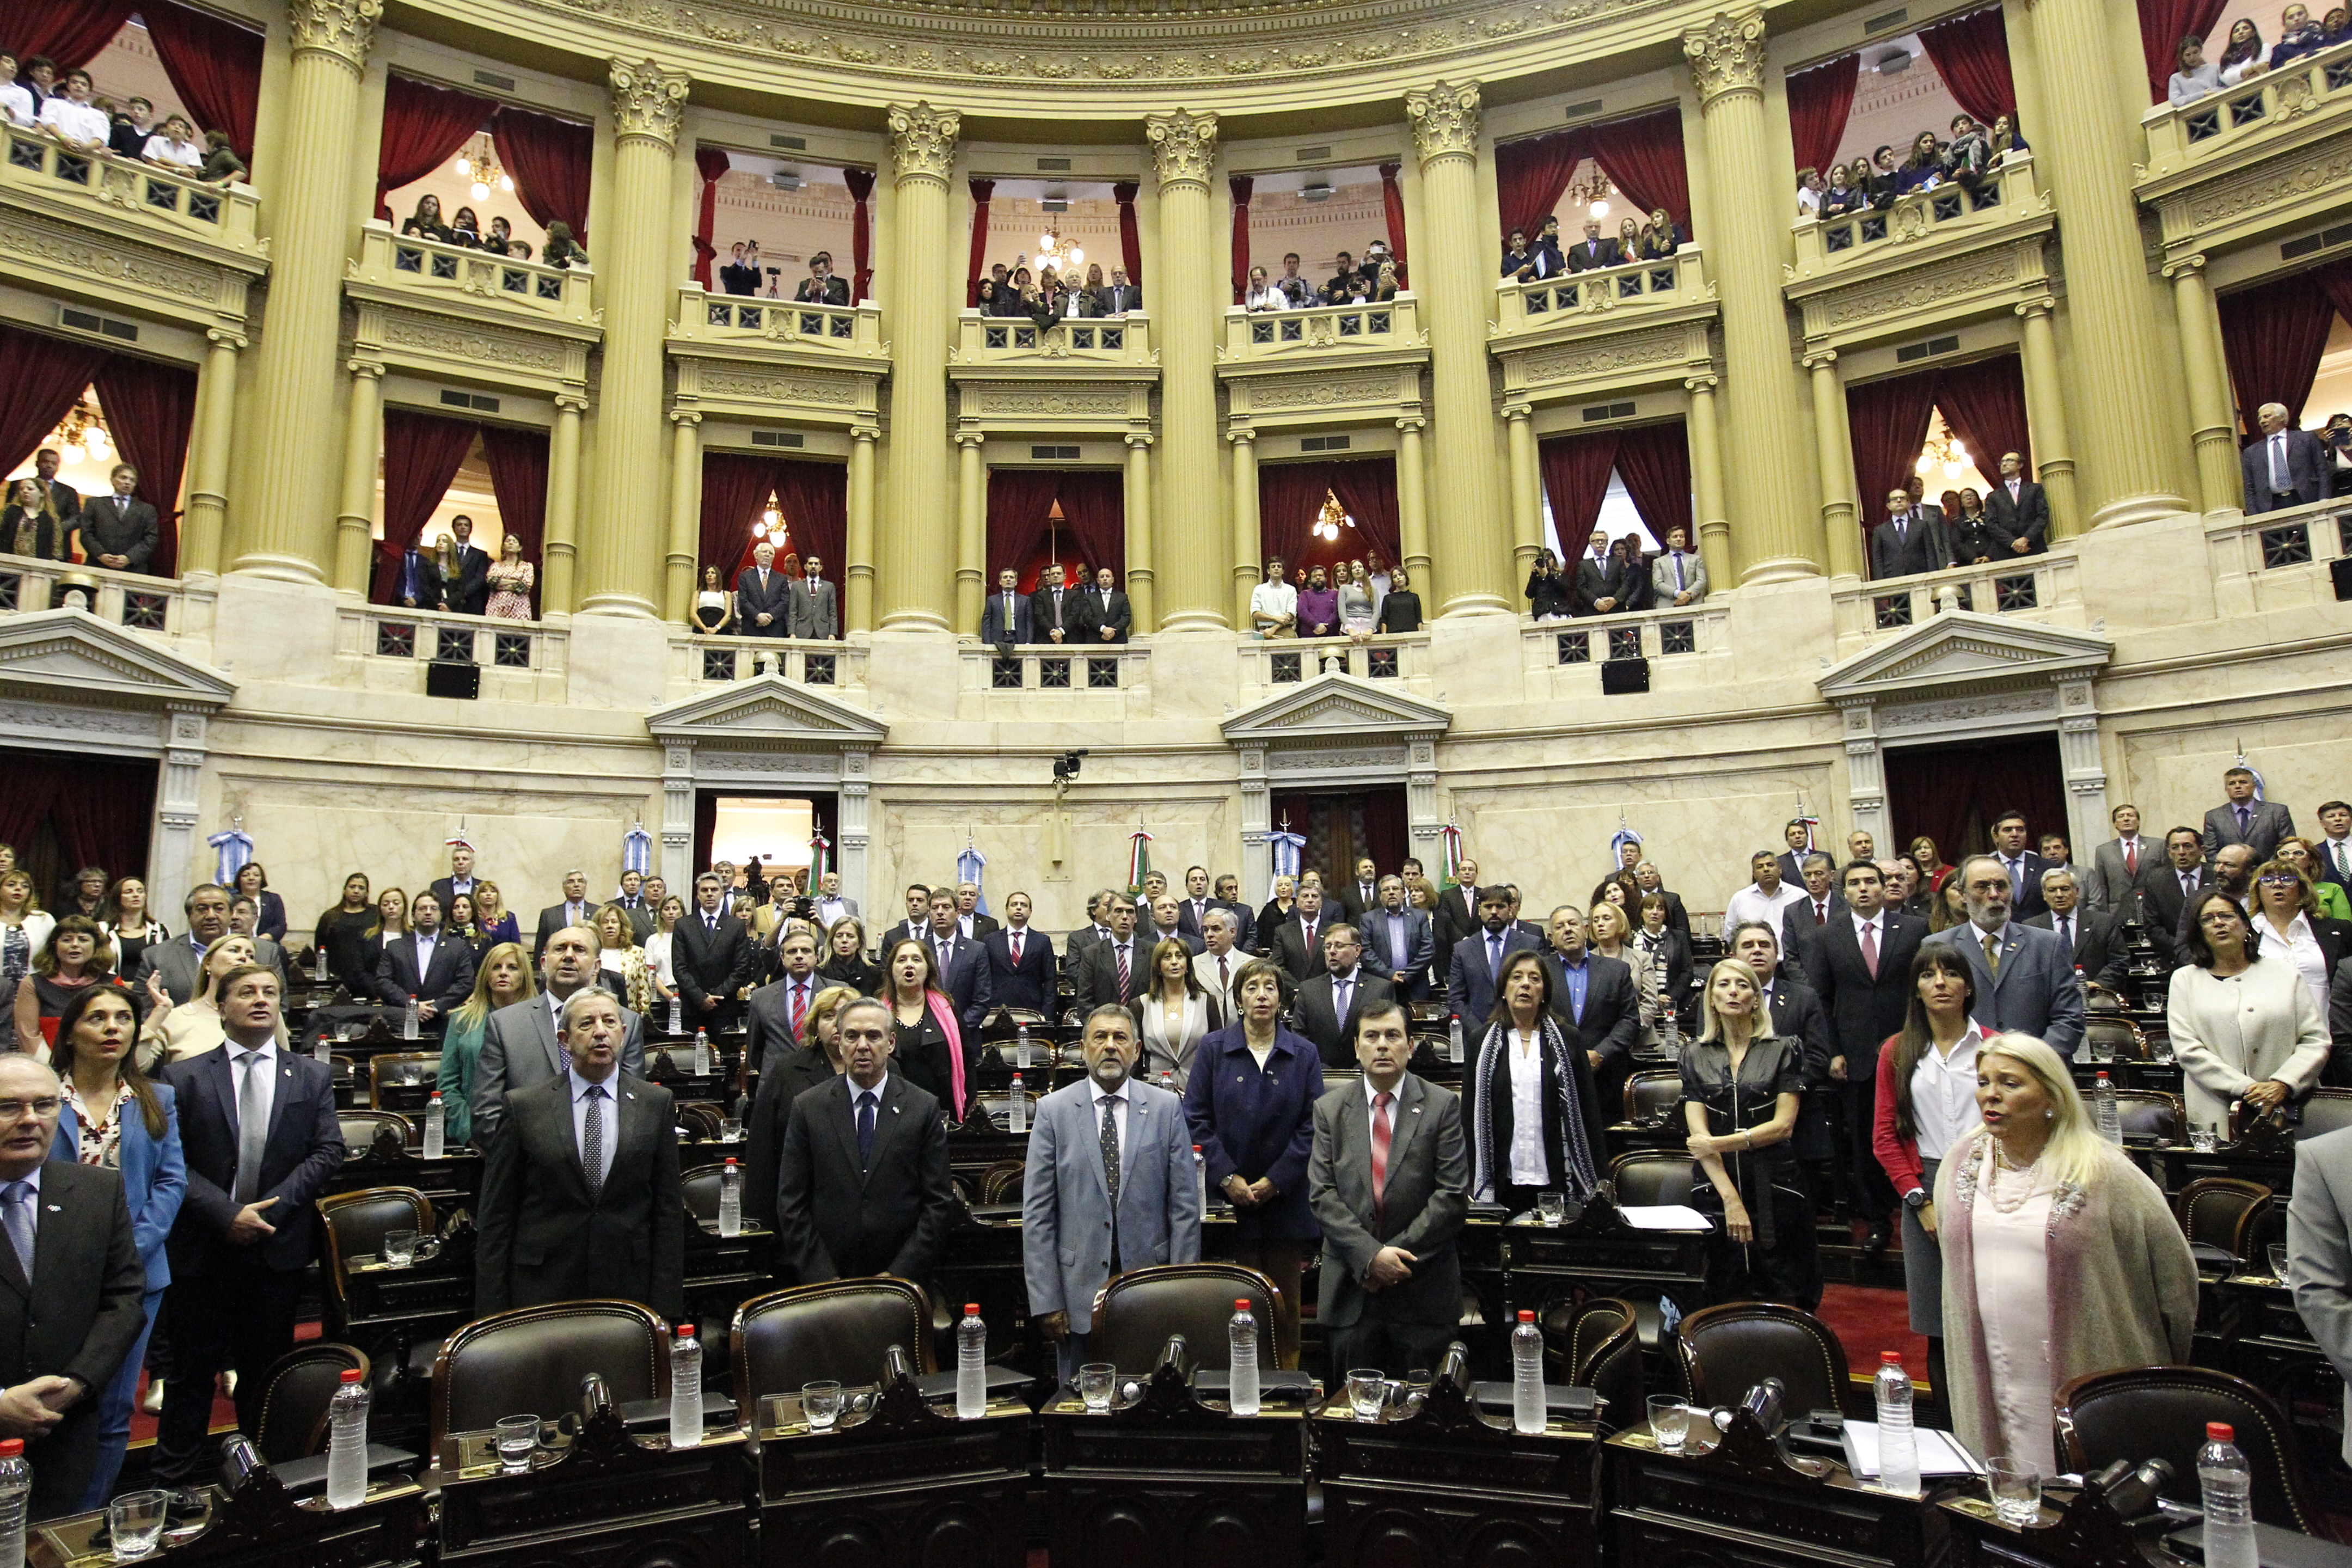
top-left (1250, 580), bottom-right (1298, 626)
top-left (0, 83), bottom-right (33, 128)
top-left (1724, 881), bottom-right (1806, 932)
top-left (142, 133), bottom-right (203, 171)
top-left (1506, 1027), bottom-right (1548, 1186)
top-left (1244, 284), bottom-right (1291, 311)
top-left (2262, 911), bottom-right (2331, 1019)
top-left (227, 1035), bottom-right (279, 1140)
top-left (568, 1065), bottom-right (620, 1187)
top-left (1910, 1022), bottom-right (1987, 1166)
top-left (38, 96), bottom-right (108, 146)
top-left (1091, 1081), bottom-right (1131, 1159)
top-left (411, 932), bottom-right (439, 980)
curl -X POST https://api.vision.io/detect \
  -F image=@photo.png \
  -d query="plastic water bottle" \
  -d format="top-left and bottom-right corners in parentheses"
top-left (694, 1028), bottom-right (713, 1076)
top-left (1229, 1299), bottom-right (1261, 1417)
top-left (402, 994), bottom-right (420, 1040)
top-left (1194, 1145), bottom-right (1208, 1213)
top-left (423, 1093), bottom-right (446, 1159)
top-left (1007, 1076), bottom-right (1027, 1132)
top-left (1015, 1023), bottom-right (1033, 1068)
top-left (1448, 1016), bottom-right (1465, 1064)
top-left (314, 1033), bottom-right (332, 1065)
top-left (669, 1324), bottom-right (702, 1448)
top-left (718, 1158), bottom-right (742, 1238)
top-left (314, 947), bottom-right (330, 983)
top-left (1511, 1310), bottom-right (1545, 1434)
top-left (326, 1367), bottom-right (370, 1508)
top-left (956, 1304), bottom-right (987, 1419)
top-left (0, 1439), bottom-right (29, 1568)
top-left (2199, 1422), bottom-right (2258, 1568)
top-left (1874, 1351), bottom-right (1919, 1497)
top-left (1157, 1069), bottom-right (1175, 1095)
top-left (2094, 1070), bottom-right (2123, 1146)
top-left (668, 994), bottom-right (684, 1036)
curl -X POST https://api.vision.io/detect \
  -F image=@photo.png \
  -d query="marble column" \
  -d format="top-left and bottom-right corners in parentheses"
top-left (579, 59), bottom-right (689, 617)
top-left (1148, 109), bottom-right (1227, 630)
top-left (2018, 0), bottom-right (2188, 526)
top-left (1124, 433), bottom-right (1156, 633)
top-left (1396, 414), bottom-right (1431, 588)
top-left (1805, 351), bottom-right (1863, 579)
top-left (2161, 256), bottom-right (2242, 514)
top-left (846, 424), bottom-right (878, 632)
top-left (1503, 403), bottom-right (1541, 579)
top-left (180, 327), bottom-right (243, 580)
top-left (330, 358), bottom-right (384, 595)
top-left (1684, 14), bottom-right (1820, 582)
top-left (1405, 82), bottom-right (1509, 615)
top-left (955, 432), bottom-right (985, 636)
top-left (541, 393), bottom-right (585, 616)
top-left (228, 0), bottom-right (375, 581)
top-left (879, 103), bottom-right (959, 632)
top-left (1227, 429), bottom-right (1260, 628)
top-left (1686, 373), bottom-right (1732, 592)
top-left (664, 410), bottom-right (702, 622)
top-left (2016, 295), bottom-right (2084, 536)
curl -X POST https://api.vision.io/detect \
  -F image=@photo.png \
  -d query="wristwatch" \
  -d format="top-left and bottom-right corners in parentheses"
top-left (1901, 1187), bottom-right (1930, 1211)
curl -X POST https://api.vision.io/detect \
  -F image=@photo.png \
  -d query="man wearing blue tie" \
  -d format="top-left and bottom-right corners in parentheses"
top-left (1648, 523), bottom-right (1709, 607)
top-left (1367, 875), bottom-right (1436, 1000)
top-left (391, 538), bottom-right (443, 609)
top-left (1446, 887), bottom-right (1539, 1030)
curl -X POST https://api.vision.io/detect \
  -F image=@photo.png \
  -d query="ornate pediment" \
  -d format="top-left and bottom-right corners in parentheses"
top-left (1817, 610), bottom-right (2110, 704)
top-left (647, 672), bottom-right (887, 749)
top-left (1222, 671), bottom-right (1450, 746)
top-left (0, 608), bottom-right (235, 708)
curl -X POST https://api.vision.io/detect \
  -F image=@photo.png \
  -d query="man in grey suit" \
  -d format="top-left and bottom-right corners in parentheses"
top-left (2023, 867), bottom-right (2128, 991)
top-left (980, 567), bottom-right (1032, 649)
top-left (2241, 402), bottom-right (2330, 512)
top-left (2203, 765), bottom-right (2295, 861)
top-left (1361, 875), bottom-right (1436, 1001)
top-left (1022, 1005), bottom-right (1201, 1378)
top-left (2287, 1124), bottom-right (2352, 1464)
top-left (736, 542), bottom-right (791, 636)
top-left (135, 884), bottom-right (287, 1004)
top-left (1924, 854), bottom-right (2085, 1058)
top-left (1192, 909), bottom-right (1246, 1014)
top-left (2088, 802), bottom-right (2165, 916)
top-left (1308, 1001), bottom-right (1469, 1377)
top-left (471, 927), bottom-right (646, 1147)
top-left (74, 464), bottom-right (157, 573)
top-left (789, 555), bottom-right (840, 640)
top-left (532, 870), bottom-right (596, 961)
top-left (1648, 523), bottom-right (1708, 607)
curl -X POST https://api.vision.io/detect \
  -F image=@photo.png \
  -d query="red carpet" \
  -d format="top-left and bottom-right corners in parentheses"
top-left (1816, 1283), bottom-right (1930, 1390)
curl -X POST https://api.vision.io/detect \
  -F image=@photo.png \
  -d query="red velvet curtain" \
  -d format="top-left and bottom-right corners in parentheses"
top-left (143, 2), bottom-right (264, 165)
top-left (2220, 276), bottom-right (2342, 433)
top-left (1052, 470), bottom-right (1126, 579)
top-left (1229, 175), bottom-right (1253, 304)
top-left (2319, 260), bottom-right (2352, 327)
top-left (493, 105), bottom-right (593, 246)
top-left (1846, 369), bottom-right (1942, 528)
top-left (1917, 7), bottom-right (2019, 125)
top-left (984, 468), bottom-right (1067, 579)
top-left (1884, 733), bottom-right (2067, 866)
top-left (696, 454), bottom-right (780, 585)
top-left (374, 75), bottom-right (495, 222)
top-left (8, 0), bottom-right (136, 70)
top-left (89, 354), bottom-right (197, 578)
top-left (1378, 162), bottom-right (1410, 288)
top-left (2137, 0), bottom-right (2229, 101)
top-left (0, 323), bottom-right (108, 483)
top-left (965, 176), bottom-right (995, 307)
top-left (477, 422), bottom-right (548, 568)
top-left (843, 168), bottom-right (875, 304)
top-left (1495, 129), bottom-right (1589, 244)
top-left (1113, 182), bottom-right (1142, 289)
top-left (1589, 108), bottom-right (1692, 235)
top-left (1787, 53), bottom-right (1859, 175)
top-left (1932, 354), bottom-right (2032, 474)
top-left (1612, 422), bottom-right (1694, 543)
top-left (1322, 456), bottom-right (1403, 569)
top-left (690, 146), bottom-right (730, 289)
top-left (1538, 432), bottom-right (1620, 553)
top-left (770, 458), bottom-right (847, 585)
top-left (371, 410), bottom-right (477, 602)
top-left (0, 748), bottom-right (152, 879)
top-left (1253, 462), bottom-right (1343, 571)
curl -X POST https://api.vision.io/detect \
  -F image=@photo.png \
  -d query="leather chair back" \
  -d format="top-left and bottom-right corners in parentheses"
top-left (2175, 1177), bottom-right (2272, 1270)
top-left (369, 1052), bottom-right (439, 1111)
top-left (733, 1278), bottom-right (936, 1400)
top-left (2111, 1089), bottom-right (2183, 1145)
top-left (2298, 1088), bottom-right (2352, 1142)
top-left (1678, 1302), bottom-right (1851, 1418)
top-left (337, 1110), bottom-right (412, 1161)
top-left (679, 1161), bottom-right (730, 1223)
top-left (2057, 1365), bottom-right (2333, 1537)
top-left (318, 1187), bottom-right (434, 1330)
top-left (1092, 1263), bottom-right (1291, 1373)
top-left (1548, 1298), bottom-right (1642, 1432)
top-left (1610, 1150), bottom-right (1695, 1206)
top-left (1622, 1070), bottom-right (1683, 1127)
top-left (431, 1300), bottom-right (669, 1445)
top-left (255, 1343), bottom-right (369, 1463)
top-left (2082, 1015), bottom-right (2147, 1062)
top-left (978, 1161), bottom-right (1025, 1203)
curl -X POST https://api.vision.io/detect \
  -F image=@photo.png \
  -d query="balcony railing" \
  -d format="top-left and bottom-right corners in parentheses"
top-left (1220, 296), bottom-right (1424, 365)
top-left (960, 642), bottom-right (1152, 701)
top-left (2142, 38), bottom-right (2352, 177)
top-left (671, 633), bottom-right (868, 690)
top-left (673, 288), bottom-right (886, 360)
top-left (1492, 250), bottom-right (1708, 335)
top-left (951, 308), bottom-right (1155, 366)
top-left (0, 121), bottom-right (261, 255)
top-left (1518, 602), bottom-right (1730, 676)
top-left (2204, 498), bottom-right (2349, 615)
top-left (1831, 551), bottom-right (2082, 646)
top-left (1239, 632), bottom-right (1434, 695)
top-left (335, 604), bottom-right (569, 695)
top-left (1790, 155), bottom-right (2042, 278)
top-left (350, 220), bottom-right (596, 326)
top-left (0, 555), bottom-right (213, 650)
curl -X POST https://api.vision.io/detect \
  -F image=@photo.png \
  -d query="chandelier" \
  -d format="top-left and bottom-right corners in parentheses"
top-left (1312, 491), bottom-right (1356, 542)
top-left (1918, 427), bottom-right (1971, 483)
top-left (452, 135), bottom-right (514, 205)
top-left (44, 400), bottom-right (112, 467)
top-left (1569, 167), bottom-right (1615, 220)
top-left (1034, 222), bottom-right (1084, 277)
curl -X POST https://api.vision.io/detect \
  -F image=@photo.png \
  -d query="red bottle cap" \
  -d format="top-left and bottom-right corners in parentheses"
top-left (725, 1157), bottom-right (737, 1167)
top-left (1518, 1309), bottom-right (1535, 1322)
top-left (966, 1303), bottom-right (981, 1315)
top-left (340, 1368), bottom-right (363, 1383)
top-left (1881, 1351), bottom-right (1903, 1365)
top-left (675, 1323), bottom-right (694, 1337)
top-left (2208, 1422), bottom-right (2234, 1441)
top-left (0, 1440), bottom-right (20, 1455)
top-left (1235, 1299), bottom-right (1251, 1311)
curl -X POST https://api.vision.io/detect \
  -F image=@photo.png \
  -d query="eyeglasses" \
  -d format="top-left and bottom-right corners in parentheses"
top-left (2257, 872), bottom-right (2301, 886)
top-left (0, 1099), bottom-right (62, 1120)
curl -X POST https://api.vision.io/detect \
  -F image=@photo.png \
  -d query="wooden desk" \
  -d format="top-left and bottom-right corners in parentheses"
top-left (1499, 1210), bottom-right (1709, 1362)
top-left (326, 1146), bottom-right (482, 1215)
top-left (33, 1452), bottom-right (425, 1568)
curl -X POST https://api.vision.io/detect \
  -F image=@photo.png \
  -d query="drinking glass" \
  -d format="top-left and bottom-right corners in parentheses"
top-left (1347, 1369), bottom-right (1386, 1422)
top-left (1647, 1395), bottom-right (1691, 1453)
top-left (107, 1490), bottom-right (169, 1561)
top-left (1987, 1455), bottom-right (2042, 1526)
top-left (2149, 1035), bottom-right (2175, 1064)
top-left (2190, 1127), bottom-right (2220, 1153)
top-left (1079, 1363), bottom-right (1117, 1413)
top-left (802, 1380), bottom-right (842, 1430)
top-left (2088, 1035), bottom-right (2114, 1064)
top-left (1535, 1191), bottom-right (1566, 1227)
top-left (495, 1413), bottom-right (540, 1471)
top-left (2270, 1242), bottom-right (2292, 1284)
top-left (721, 1117), bottom-right (744, 1143)
top-left (381, 1228), bottom-right (419, 1266)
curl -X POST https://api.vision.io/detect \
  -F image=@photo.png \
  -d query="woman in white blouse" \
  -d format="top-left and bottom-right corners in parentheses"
top-left (1130, 937), bottom-right (1225, 1088)
top-left (641, 895), bottom-right (685, 1009)
top-left (2249, 857), bottom-right (2352, 1021)
top-left (2169, 888), bottom-right (2329, 1135)
top-left (0, 868), bottom-right (53, 989)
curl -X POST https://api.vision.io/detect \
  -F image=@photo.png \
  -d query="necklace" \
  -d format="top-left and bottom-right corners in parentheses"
top-left (1986, 1139), bottom-right (2043, 1214)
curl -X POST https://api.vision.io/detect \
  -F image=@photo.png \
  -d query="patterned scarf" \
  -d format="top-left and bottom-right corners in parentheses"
top-left (1467, 1013), bottom-right (1599, 1204)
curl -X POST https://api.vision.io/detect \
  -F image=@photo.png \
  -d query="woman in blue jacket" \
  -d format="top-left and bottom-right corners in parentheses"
top-left (51, 983), bottom-right (186, 1507)
top-left (1182, 957), bottom-right (1324, 1344)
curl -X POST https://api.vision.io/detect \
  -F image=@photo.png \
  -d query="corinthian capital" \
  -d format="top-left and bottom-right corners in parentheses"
top-left (1684, 12), bottom-right (1768, 103)
top-left (609, 58), bottom-right (689, 146)
top-left (1405, 81), bottom-right (1481, 167)
top-left (887, 102), bottom-right (960, 185)
top-left (288, 0), bottom-right (379, 66)
top-left (1146, 110), bottom-right (1219, 189)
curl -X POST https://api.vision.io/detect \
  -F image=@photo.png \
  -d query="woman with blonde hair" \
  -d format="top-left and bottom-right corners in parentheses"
top-left (1937, 1032), bottom-right (2197, 1474)
top-left (437, 941), bottom-right (536, 1148)
top-left (591, 901), bottom-right (656, 1015)
top-left (1588, 900), bottom-right (1661, 1048)
top-left (2248, 855), bottom-right (2352, 1020)
top-left (1, 866), bottom-right (54, 985)
top-left (1681, 957), bottom-right (1816, 1307)
top-left (471, 880), bottom-right (520, 947)
top-left (138, 933), bottom-right (264, 1065)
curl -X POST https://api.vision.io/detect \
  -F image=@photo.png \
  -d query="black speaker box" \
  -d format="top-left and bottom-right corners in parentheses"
top-left (426, 659), bottom-right (481, 700)
top-left (1601, 656), bottom-right (1651, 695)
top-left (2331, 555), bottom-right (2352, 602)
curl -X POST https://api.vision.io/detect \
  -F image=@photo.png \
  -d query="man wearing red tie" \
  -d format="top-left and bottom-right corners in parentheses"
top-left (983, 892), bottom-right (1058, 1014)
top-left (746, 928), bottom-right (824, 1075)
top-left (1983, 451), bottom-right (2050, 556)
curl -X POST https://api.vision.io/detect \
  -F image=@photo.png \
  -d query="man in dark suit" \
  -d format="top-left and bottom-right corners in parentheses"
top-left (1771, 820), bottom-right (1815, 887)
top-left (2024, 866), bottom-right (2127, 990)
top-left (0, 1055), bottom-right (148, 1519)
top-left (1446, 887), bottom-right (1539, 1031)
top-left (1564, 218), bottom-right (1622, 272)
top-left (1337, 858), bottom-right (1382, 923)
top-left (1361, 875), bottom-right (1437, 1000)
top-left (1147, 896), bottom-right (1204, 957)
top-left (476, 990), bottom-right (684, 1320)
top-left (1308, 1002), bottom-right (1469, 1376)
top-left (2316, 801), bottom-right (2352, 902)
top-left (1432, 859), bottom-right (1478, 955)
top-left (736, 542), bottom-right (792, 636)
top-left (2203, 765), bottom-right (2296, 862)
top-left (1175, 867), bottom-right (1218, 941)
top-left (2137, 828), bottom-right (2212, 961)
top-left (1030, 564), bottom-right (1079, 645)
top-left (388, 535), bottom-right (443, 609)
top-left (981, 567), bottom-right (1032, 648)
top-left (612, 869), bottom-right (657, 942)
top-left (534, 869), bottom-right (596, 961)
top-left (428, 841), bottom-right (481, 919)
top-left (1987, 810), bottom-right (2055, 922)
top-left (789, 556), bottom-right (838, 640)
top-left (676, 873), bottom-right (758, 1034)
top-left (1632, 860), bottom-right (1691, 935)
top-left (1211, 874), bottom-right (1258, 952)
top-left (2242, 402), bottom-right (2330, 512)
top-left (444, 514), bottom-right (492, 614)
top-left (793, 252), bottom-right (852, 305)
top-left (1797, 862), bottom-right (1921, 1254)
top-left (1093, 267), bottom-right (1142, 315)
top-left (74, 464), bottom-right (157, 573)
top-left (984, 892), bottom-right (1057, 1013)
top-left (473, 927), bottom-right (648, 1147)
top-left (952, 883), bottom-right (999, 942)
top-left (747, 927), bottom-right (825, 1074)
top-left (1572, 530), bottom-right (1622, 615)
top-left (155, 965), bottom-right (345, 1487)
top-left (880, 883), bottom-right (938, 951)
top-left (1271, 884), bottom-right (1336, 987)
top-left (1982, 452), bottom-right (2049, 556)
top-left (135, 884), bottom-right (286, 1004)
top-left (1870, 488), bottom-right (1949, 578)
top-left (1079, 894), bottom-right (1150, 1010)
top-left (373, 889), bottom-right (475, 1021)
top-left (1295, 924), bottom-right (1397, 1067)
top-left (918, 888), bottom-right (993, 1033)
top-left (1080, 566), bottom-right (1131, 644)
top-left (1779, 852), bottom-right (1846, 971)
top-left (1539, 906), bottom-right (1641, 1117)
top-left (775, 999), bottom-right (958, 1282)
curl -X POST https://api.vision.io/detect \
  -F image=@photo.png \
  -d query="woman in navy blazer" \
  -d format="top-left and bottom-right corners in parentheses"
top-left (1181, 957), bottom-right (1325, 1340)
top-left (232, 862), bottom-right (288, 944)
top-left (50, 983), bottom-right (187, 1507)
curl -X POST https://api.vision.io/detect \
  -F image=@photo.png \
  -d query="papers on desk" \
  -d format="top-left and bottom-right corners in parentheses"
top-left (1840, 1419), bottom-right (1984, 1479)
top-left (1618, 1204), bottom-right (1713, 1232)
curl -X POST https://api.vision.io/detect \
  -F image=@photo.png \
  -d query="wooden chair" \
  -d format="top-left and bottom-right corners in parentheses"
top-left (2174, 1176), bottom-right (2273, 1275)
top-left (1678, 1301), bottom-right (1852, 1418)
top-left (2057, 1365), bottom-right (2336, 1538)
top-left (1620, 1069), bottom-right (1683, 1128)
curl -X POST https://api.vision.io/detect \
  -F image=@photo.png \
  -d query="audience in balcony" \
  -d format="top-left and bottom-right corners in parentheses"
top-left (1375, 565), bottom-right (1423, 632)
top-left (2242, 402), bottom-right (2330, 513)
top-left (400, 193), bottom-right (452, 242)
top-left (2322, 413), bottom-right (2352, 496)
top-left (1871, 487), bottom-right (1951, 579)
top-left (484, 534), bottom-right (534, 620)
top-left (1295, 566), bottom-right (1339, 638)
top-left (1274, 254), bottom-right (1314, 308)
top-left (443, 516), bottom-right (490, 613)
top-left (1526, 548), bottom-right (1572, 621)
top-left (693, 564), bottom-right (734, 633)
top-left (1250, 558), bottom-right (1298, 638)
top-left (74, 464), bottom-right (157, 573)
top-left (1094, 268), bottom-right (1142, 316)
top-left (1821, 164), bottom-right (1865, 217)
top-left (5, 477), bottom-right (70, 561)
top-left (1652, 523), bottom-right (1708, 605)
top-left (389, 535), bottom-right (442, 609)
top-left (1565, 219), bottom-right (1624, 272)
top-left (795, 252), bottom-right (850, 305)
top-left (105, 95), bottom-right (154, 158)
top-left (449, 206), bottom-right (488, 248)
top-left (36, 69), bottom-right (109, 152)
top-left (1986, 452), bottom-right (2049, 554)
top-left (733, 540), bottom-right (791, 636)
top-left (541, 221), bottom-right (586, 270)
top-left (139, 115), bottom-right (203, 174)
top-left (0, 55), bottom-right (30, 128)
top-left (1796, 168), bottom-right (1827, 218)
top-left (1947, 490), bottom-right (1995, 567)
top-left (1575, 528), bottom-right (1627, 614)
top-left (2170, 35), bottom-right (2222, 103)
top-left (719, 241), bottom-right (762, 296)
top-left (1337, 561), bottom-right (1377, 639)
top-left (791, 554), bottom-right (837, 640)
top-left (1502, 229), bottom-right (1540, 282)
top-left (1244, 265), bottom-right (1289, 311)
top-left (2219, 19), bottom-right (2268, 83)
top-left (2273, 3), bottom-right (2331, 65)
top-left (198, 130), bottom-right (244, 185)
